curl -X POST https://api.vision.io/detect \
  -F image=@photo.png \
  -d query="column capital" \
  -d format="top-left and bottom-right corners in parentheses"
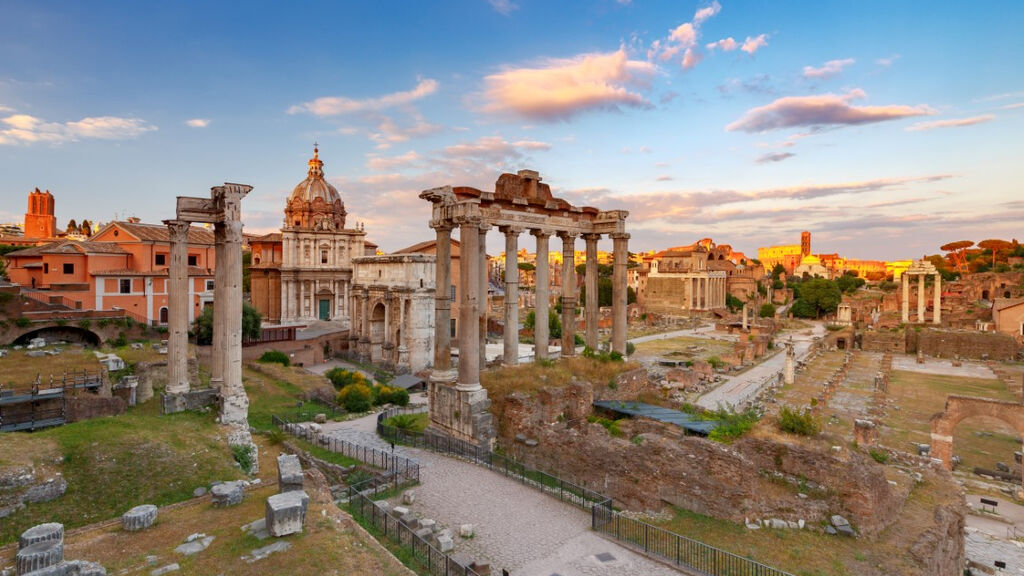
top-left (478, 223), bottom-right (492, 234)
top-left (163, 219), bottom-right (191, 240)
top-left (610, 232), bottom-right (631, 240)
top-left (453, 214), bottom-right (483, 228)
top-left (499, 225), bottom-right (526, 236)
top-left (582, 233), bottom-right (602, 242)
top-left (430, 220), bottom-right (456, 233)
top-left (557, 231), bottom-right (580, 240)
top-left (530, 228), bottom-right (554, 238)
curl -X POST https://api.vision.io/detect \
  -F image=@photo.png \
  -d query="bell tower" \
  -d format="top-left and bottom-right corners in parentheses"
top-left (25, 188), bottom-right (56, 239)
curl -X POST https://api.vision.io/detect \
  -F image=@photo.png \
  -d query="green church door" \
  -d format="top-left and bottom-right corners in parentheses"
top-left (318, 299), bottom-right (330, 320)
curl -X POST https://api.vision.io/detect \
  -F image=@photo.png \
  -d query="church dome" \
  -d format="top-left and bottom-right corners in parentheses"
top-left (284, 146), bottom-right (347, 231)
top-left (800, 254), bottom-right (821, 265)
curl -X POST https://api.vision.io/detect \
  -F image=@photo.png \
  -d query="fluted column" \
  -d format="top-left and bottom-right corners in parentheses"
top-left (502, 227), bottom-right (522, 366)
top-left (479, 224), bottom-right (490, 369)
top-left (458, 219), bottom-right (481, 391)
top-left (584, 233), bottom-right (600, 350)
top-left (220, 217), bottom-right (245, 420)
top-left (933, 274), bottom-right (942, 324)
top-left (164, 219), bottom-right (191, 395)
top-left (611, 233), bottom-right (629, 355)
top-left (432, 222), bottom-right (454, 371)
top-left (559, 232), bottom-right (578, 357)
top-left (901, 273), bottom-right (910, 322)
top-left (917, 274), bottom-right (925, 323)
top-left (211, 222), bottom-right (225, 390)
top-left (533, 230), bottom-right (551, 361)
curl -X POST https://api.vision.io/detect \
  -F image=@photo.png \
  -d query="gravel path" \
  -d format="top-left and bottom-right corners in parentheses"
top-left (321, 410), bottom-right (685, 576)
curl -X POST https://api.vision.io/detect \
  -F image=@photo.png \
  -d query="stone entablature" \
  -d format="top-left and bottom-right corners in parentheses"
top-left (349, 254), bottom-right (436, 374)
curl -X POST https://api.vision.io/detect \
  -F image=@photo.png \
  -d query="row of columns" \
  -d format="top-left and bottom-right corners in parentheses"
top-left (686, 275), bottom-right (726, 310)
top-left (901, 272), bottom-right (941, 324)
top-left (431, 221), bottom-right (629, 393)
top-left (350, 288), bottom-right (411, 365)
top-left (282, 235), bottom-right (353, 268)
top-left (281, 278), bottom-right (350, 321)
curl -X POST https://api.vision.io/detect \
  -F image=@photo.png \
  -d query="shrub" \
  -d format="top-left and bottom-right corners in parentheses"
top-left (77, 319), bottom-right (92, 329)
top-left (777, 406), bottom-right (821, 436)
top-left (385, 413), bottom-right (426, 432)
top-left (708, 408), bottom-right (760, 443)
top-left (15, 316), bottom-right (31, 328)
top-left (625, 341), bottom-right (636, 356)
top-left (587, 415), bottom-right (624, 437)
top-left (326, 368), bottom-right (368, 389)
top-left (231, 444), bottom-right (255, 474)
top-left (110, 331), bottom-right (128, 348)
top-left (258, 350), bottom-right (290, 366)
top-left (759, 303), bottom-right (776, 318)
top-left (337, 383), bottom-right (373, 412)
top-left (707, 355), bottom-right (726, 370)
top-left (869, 449), bottom-right (889, 464)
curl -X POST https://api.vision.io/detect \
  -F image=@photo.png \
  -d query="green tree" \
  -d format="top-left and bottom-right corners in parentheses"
top-left (524, 309), bottom-right (561, 339)
top-left (0, 243), bottom-right (20, 280)
top-left (791, 277), bottom-right (842, 318)
top-left (770, 263), bottom-right (786, 280)
top-left (725, 293), bottom-right (743, 312)
top-left (242, 251), bottom-right (252, 294)
top-left (835, 273), bottom-right (866, 294)
top-left (759, 303), bottom-right (776, 318)
top-left (195, 303), bottom-right (262, 344)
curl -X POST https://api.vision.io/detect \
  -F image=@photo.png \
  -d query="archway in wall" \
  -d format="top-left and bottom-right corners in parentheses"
top-left (370, 302), bottom-right (386, 363)
top-left (836, 338), bottom-right (847, 350)
top-left (931, 395), bottom-right (1024, 494)
top-left (982, 290), bottom-right (991, 301)
top-left (11, 325), bottom-right (101, 347)
top-left (159, 307), bottom-right (169, 324)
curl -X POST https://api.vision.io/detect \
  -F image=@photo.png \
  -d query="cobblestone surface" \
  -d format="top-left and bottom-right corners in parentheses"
top-left (321, 409), bottom-right (684, 576)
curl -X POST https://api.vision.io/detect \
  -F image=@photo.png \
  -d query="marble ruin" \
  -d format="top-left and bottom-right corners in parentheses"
top-left (163, 183), bottom-right (258, 472)
top-left (901, 259), bottom-right (941, 324)
top-left (420, 170), bottom-right (629, 444)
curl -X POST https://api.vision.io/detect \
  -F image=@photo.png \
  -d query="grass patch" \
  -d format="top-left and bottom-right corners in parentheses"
top-left (587, 415), bottom-right (625, 437)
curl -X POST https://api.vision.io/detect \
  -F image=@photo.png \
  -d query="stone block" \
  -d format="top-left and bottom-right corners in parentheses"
top-left (459, 524), bottom-right (474, 538)
top-left (276, 455), bottom-right (303, 493)
top-left (65, 560), bottom-right (108, 575)
top-left (401, 490), bottom-right (415, 505)
top-left (417, 518), bottom-right (435, 531)
top-left (265, 490), bottom-right (309, 537)
top-left (210, 482), bottom-right (244, 507)
top-left (150, 564), bottom-right (179, 576)
top-left (435, 534), bottom-right (454, 553)
top-left (122, 505), bottom-right (158, 532)
top-left (468, 562), bottom-right (492, 576)
top-left (16, 541), bottom-right (63, 574)
top-left (413, 527), bottom-right (433, 540)
top-left (314, 413), bottom-right (327, 424)
top-left (377, 501), bottom-right (391, 515)
top-left (19, 523), bottom-right (64, 549)
top-left (391, 506), bottom-right (409, 518)
top-left (399, 513), bottom-right (416, 526)
top-left (830, 515), bottom-right (850, 528)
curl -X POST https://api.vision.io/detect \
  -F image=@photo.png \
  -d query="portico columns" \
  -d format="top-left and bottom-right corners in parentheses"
top-left (458, 219), bottom-right (482, 391)
top-left (431, 223), bottom-right (454, 372)
top-left (165, 219), bottom-right (191, 395)
top-left (611, 232), bottom-right (629, 355)
top-left (917, 274), bottom-right (925, 323)
top-left (901, 273), bottom-right (910, 323)
top-left (532, 230), bottom-right (551, 361)
top-left (502, 227), bottom-right (522, 365)
top-left (933, 274), bottom-right (942, 324)
top-left (559, 232), bottom-right (579, 357)
top-left (584, 233), bottom-right (600, 350)
top-left (479, 225), bottom-right (490, 369)
top-left (211, 222), bottom-right (225, 390)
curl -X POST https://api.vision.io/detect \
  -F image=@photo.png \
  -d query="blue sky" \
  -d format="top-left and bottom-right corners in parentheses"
top-left (1, 0), bottom-right (1021, 260)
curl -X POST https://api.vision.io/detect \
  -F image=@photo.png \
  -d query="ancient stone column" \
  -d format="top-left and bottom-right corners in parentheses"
top-left (431, 222), bottom-right (454, 373)
top-left (611, 233), bottom-right (629, 355)
top-left (559, 233), bottom-right (578, 357)
top-left (211, 222), bottom-right (226, 390)
top-left (532, 230), bottom-right (551, 361)
top-left (742, 303), bottom-right (749, 330)
top-left (784, 345), bottom-right (795, 385)
top-left (164, 219), bottom-right (191, 395)
top-left (220, 218), bottom-right (246, 421)
top-left (479, 224), bottom-right (490, 369)
top-left (502, 227), bottom-right (521, 366)
top-left (688, 277), bottom-right (694, 310)
top-left (359, 291), bottom-right (370, 360)
top-left (458, 219), bottom-right (481, 391)
top-left (583, 233), bottom-right (600, 350)
top-left (933, 274), bottom-right (941, 324)
top-left (901, 273), bottom-right (910, 323)
top-left (917, 273), bottom-right (925, 323)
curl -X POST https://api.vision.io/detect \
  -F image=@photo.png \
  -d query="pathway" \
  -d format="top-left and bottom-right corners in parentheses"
top-left (321, 410), bottom-right (685, 576)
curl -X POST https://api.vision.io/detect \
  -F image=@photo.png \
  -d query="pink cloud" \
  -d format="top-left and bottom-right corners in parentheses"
top-left (287, 78), bottom-right (439, 116)
top-left (755, 152), bottom-right (795, 163)
top-left (682, 48), bottom-right (702, 70)
top-left (741, 34), bottom-right (768, 54)
top-left (905, 114), bottom-right (995, 131)
top-left (693, 1), bottom-right (722, 24)
top-left (669, 23), bottom-right (697, 48)
top-left (802, 58), bottom-right (855, 79)
top-left (726, 89), bottom-right (933, 133)
top-left (481, 48), bottom-right (656, 121)
top-left (706, 37), bottom-right (737, 52)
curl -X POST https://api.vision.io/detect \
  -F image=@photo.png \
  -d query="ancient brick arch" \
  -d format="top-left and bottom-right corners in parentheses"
top-left (930, 395), bottom-right (1024, 475)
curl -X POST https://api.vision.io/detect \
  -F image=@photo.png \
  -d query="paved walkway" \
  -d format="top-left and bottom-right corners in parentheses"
top-left (695, 322), bottom-right (825, 410)
top-left (321, 411), bottom-right (684, 576)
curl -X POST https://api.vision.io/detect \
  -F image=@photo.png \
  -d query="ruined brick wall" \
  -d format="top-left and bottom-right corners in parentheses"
top-left (862, 330), bottom-right (906, 353)
top-left (913, 329), bottom-right (1019, 360)
top-left (65, 395), bottom-right (126, 422)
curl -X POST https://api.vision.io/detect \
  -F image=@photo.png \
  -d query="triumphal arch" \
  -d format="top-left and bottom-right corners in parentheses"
top-left (420, 169), bottom-right (629, 445)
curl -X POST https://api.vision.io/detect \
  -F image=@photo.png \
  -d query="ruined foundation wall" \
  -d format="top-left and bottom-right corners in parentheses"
top-left (911, 329), bottom-right (1018, 360)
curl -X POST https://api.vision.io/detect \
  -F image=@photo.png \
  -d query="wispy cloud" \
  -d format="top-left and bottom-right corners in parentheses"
top-left (0, 112), bottom-right (157, 145)
top-left (726, 89), bottom-right (933, 133)
top-left (741, 34), bottom-right (768, 55)
top-left (367, 112), bottom-right (443, 149)
top-left (906, 114), bottom-right (995, 131)
top-left (287, 78), bottom-right (439, 116)
top-left (480, 48), bottom-right (656, 121)
top-left (706, 37), bottom-right (737, 52)
top-left (875, 54), bottom-right (900, 68)
top-left (802, 58), bottom-right (855, 79)
top-left (487, 0), bottom-right (518, 15)
top-left (649, 1), bottom-right (764, 71)
top-left (756, 151), bottom-right (795, 163)
top-left (998, 102), bottom-right (1024, 110)
top-left (186, 118), bottom-right (210, 128)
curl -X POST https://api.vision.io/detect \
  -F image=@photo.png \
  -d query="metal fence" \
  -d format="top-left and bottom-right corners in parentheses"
top-left (272, 414), bottom-right (417, 474)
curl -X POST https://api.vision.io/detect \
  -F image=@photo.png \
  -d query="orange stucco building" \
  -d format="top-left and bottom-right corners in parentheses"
top-left (4, 220), bottom-right (216, 324)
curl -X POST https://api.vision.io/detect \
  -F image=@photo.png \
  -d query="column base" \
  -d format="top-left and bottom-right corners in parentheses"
top-left (161, 388), bottom-right (218, 414)
top-left (428, 379), bottom-right (495, 447)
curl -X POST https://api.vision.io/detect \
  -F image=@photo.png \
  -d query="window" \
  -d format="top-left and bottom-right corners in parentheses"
top-left (119, 279), bottom-right (131, 294)
top-left (43, 263), bottom-right (49, 274)
top-left (63, 263), bottom-right (74, 274)
top-left (206, 280), bottom-right (215, 291)
top-left (321, 250), bottom-right (328, 264)
top-left (188, 255), bottom-right (198, 266)
top-left (155, 253), bottom-right (166, 266)
top-left (450, 285), bottom-right (456, 301)
top-left (450, 318), bottom-right (457, 338)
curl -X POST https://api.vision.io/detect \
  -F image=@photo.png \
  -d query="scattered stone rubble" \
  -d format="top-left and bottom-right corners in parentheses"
top-left (121, 505), bottom-right (157, 532)
top-left (12, 522), bottom-right (106, 576)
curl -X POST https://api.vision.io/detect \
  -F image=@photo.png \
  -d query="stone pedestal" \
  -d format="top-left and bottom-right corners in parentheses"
top-left (122, 505), bottom-right (158, 532)
top-left (266, 490), bottom-right (309, 537)
top-left (211, 481), bottom-right (244, 507)
top-left (277, 454), bottom-right (303, 493)
top-left (428, 380), bottom-right (494, 446)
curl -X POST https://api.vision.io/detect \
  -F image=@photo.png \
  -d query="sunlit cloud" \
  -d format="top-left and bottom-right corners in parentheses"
top-left (693, 1), bottom-right (721, 24)
top-left (186, 118), bottom-right (210, 128)
top-left (487, 0), bottom-right (518, 15)
top-left (998, 102), bottom-right (1024, 110)
top-left (368, 112), bottom-right (443, 149)
top-left (287, 78), bottom-right (439, 116)
top-left (741, 34), bottom-right (769, 55)
top-left (706, 37), bottom-right (737, 52)
top-left (481, 48), bottom-right (656, 121)
top-left (906, 114), bottom-right (995, 131)
top-left (726, 89), bottom-right (933, 133)
top-left (802, 58), bottom-right (855, 79)
top-left (755, 151), bottom-right (795, 163)
top-left (0, 112), bottom-right (156, 145)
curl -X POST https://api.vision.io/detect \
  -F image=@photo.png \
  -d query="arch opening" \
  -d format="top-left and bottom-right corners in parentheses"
top-left (11, 325), bottom-right (101, 347)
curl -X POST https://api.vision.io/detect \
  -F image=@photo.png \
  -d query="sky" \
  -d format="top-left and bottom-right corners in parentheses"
top-left (0, 0), bottom-right (1022, 260)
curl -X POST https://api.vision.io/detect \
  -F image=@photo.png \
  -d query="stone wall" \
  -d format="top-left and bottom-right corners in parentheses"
top-left (911, 329), bottom-right (1019, 360)
top-left (161, 387), bottom-right (218, 414)
top-left (65, 395), bottom-right (126, 422)
top-left (861, 330), bottom-right (906, 353)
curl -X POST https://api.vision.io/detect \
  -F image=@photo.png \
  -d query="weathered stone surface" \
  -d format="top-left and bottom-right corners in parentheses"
top-left (16, 541), bottom-right (63, 574)
top-left (391, 506), bottom-right (409, 518)
top-left (19, 523), bottom-right (64, 549)
top-left (24, 478), bottom-right (67, 504)
top-left (66, 560), bottom-right (108, 575)
top-left (413, 527), bottom-right (433, 539)
top-left (122, 505), bottom-right (158, 532)
top-left (459, 524), bottom-right (474, 538)
top-left (401, 490), bottom-right (415, 505)
top-left (276, 455), bottom-right (303, 493)
top-left (265, 490), bottom-right (309, 537)
top-left (150, 563), bottom-right (179, 576)
top-left (240, 518), bottom-right (269, 541)
top-left (210, 482), bottom-right (244, 507)
top-left (435, 535), bottom-right (454, 553)
top-left (174, 535), bottom-right (214, 556)
top-left (192, 487), bottom-right (207, 498)
top-left (830, 515), bottom-right (850, 528)
top-left (244, 541), bottom-right (291, 563)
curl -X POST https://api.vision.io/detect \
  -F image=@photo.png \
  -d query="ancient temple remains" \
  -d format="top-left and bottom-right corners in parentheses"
top-left (420, 170), bottom-right (629, 445)
top-left (901, 259), bottom-right (941, 324)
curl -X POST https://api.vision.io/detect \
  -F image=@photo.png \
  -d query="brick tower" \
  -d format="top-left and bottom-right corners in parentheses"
top-left (800, 230), bottom-right (811, 258)
top-left (25, 188), bottom-right (56, 239)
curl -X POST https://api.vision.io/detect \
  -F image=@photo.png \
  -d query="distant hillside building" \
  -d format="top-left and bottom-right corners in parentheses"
top-left (641, 244), bottom-right (727, 315)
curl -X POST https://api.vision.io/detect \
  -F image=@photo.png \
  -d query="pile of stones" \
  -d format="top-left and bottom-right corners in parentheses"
top-left (825, 515), bottom-right (856, 537)
top-left (11, 523), bottom-right (106, 576)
